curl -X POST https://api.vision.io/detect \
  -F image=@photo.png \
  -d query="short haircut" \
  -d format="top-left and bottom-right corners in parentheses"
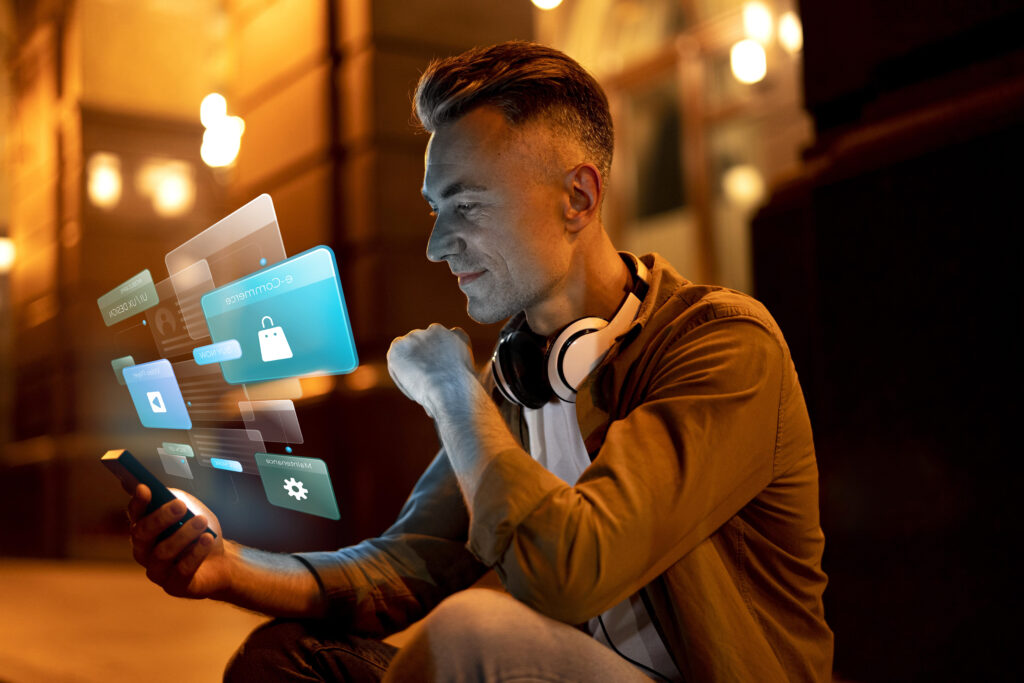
top-left (413, 41), bottom-right (614, 182)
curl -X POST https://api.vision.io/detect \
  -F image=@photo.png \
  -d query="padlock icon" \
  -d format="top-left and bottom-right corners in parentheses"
top-left (258, 316), bottom-right (294, 362)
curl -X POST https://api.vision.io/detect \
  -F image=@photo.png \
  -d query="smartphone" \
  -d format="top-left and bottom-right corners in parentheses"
top-left (101, 448), bottom-right (217, 542)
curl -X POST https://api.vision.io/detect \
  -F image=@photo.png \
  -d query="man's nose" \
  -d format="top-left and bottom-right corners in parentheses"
top-left (425, 215), bottom-right (464, 263)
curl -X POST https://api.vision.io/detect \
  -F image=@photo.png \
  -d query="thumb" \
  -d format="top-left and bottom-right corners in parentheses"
top-left (450, 327), bottom-right (471, 346)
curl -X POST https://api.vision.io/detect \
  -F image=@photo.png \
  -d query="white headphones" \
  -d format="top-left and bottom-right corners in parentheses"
top-left (491, 254), bottom-right (649, 408)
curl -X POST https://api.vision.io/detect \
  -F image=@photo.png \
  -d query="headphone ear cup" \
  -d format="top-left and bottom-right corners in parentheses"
top-left (547, 317), bottom-right (608, 402)
top-left (493, 330), bottom-right (552, 409)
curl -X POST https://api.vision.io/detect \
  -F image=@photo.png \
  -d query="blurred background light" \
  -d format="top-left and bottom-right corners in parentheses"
top-left (742, 2), bottom-right (774, 44)
top-left (730, 39), bottom-right (767, 84)
top-left (136, 159), bottom-right (196, 218)
top-left (722, 164), bottom-right (766, 207)
top-left (200, 93), bottom-right (244, 167)
top-left (201, 115), bottom-right (245, 167)
top-left (778, 12), bottom-right (804, 54)
top-left (199, 92), bottom-right (228, 128)
top-left (86, 152), bottom-right (123, 209)
top-left (0, 237), bottom-right (15, 274)
top-left (298, 375), bottom-right (337, 400)
top-left (531, 0), bottom-right (563, 9)
top-left (344, 363), bottom-right (383, 392)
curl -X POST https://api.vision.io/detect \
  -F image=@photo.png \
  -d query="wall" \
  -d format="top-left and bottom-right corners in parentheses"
top-left (752, 0), bottom-right (1024, 678)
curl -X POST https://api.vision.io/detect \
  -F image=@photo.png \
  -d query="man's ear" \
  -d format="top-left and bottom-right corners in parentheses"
top-left (563, 163), bottom-right (602, 233)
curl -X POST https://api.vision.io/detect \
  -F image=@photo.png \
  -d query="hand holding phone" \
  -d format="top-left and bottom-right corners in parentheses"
top-left (101, 449), bottom-right (217, 542)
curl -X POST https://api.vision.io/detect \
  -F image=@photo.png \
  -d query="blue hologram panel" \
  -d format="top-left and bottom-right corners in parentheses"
top-left (201, 245), bottom-right (358, 384)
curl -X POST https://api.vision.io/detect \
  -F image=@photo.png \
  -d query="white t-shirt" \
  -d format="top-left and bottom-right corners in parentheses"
top-left (524, 399), bottom-right (683, 681)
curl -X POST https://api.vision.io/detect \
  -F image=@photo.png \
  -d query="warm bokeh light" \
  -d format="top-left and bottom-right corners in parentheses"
top-left (778, 12), bottom-right (804, 54)
top-left (0, 237), bottom-right (15, 274)
top-left (87, 152), bottom-right (123, 209)
top-left (531, 0), bottom-right (563, 9)
top-left (722, 164), bottom-right (767, 207)
top-left (299, 375), bottom-right (337, 400)
top-left (344, 363), bottom-right (383, 392)
top-left (200, 93), bottom-right (244, 167)
top-left (730, 39), bottom-right (768, 84)
top-left (200, 93), bottom-right (228, 128)
top-left (742, 2), bottom-right (774, 44)
top-left (136, 159), bottom-right (196, 217)
top-left (201, 114), bottom-right (245, 167)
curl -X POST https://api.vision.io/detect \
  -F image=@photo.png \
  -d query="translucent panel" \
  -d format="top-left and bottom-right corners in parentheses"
top-left (172, 359), bottom-right (245, 422)
top-left (122, 359), bottom-right (192, 430)
top-left (239, 399), bottom-right (304, 444)
top-left (157, 447), bottom-right (194, 480)
top-left (97, 269), bottom-right (159, 326)
top-left (201, 245), bottom-right (358, 384)
top-left (169, 258), bottom-right (215, 340)
top-left (189, 427), bottom-right (266, 475)
top-left (164, 194), bottom-right (287, 340)
top-left (110, 355), bottom-right (135, 386)
top-left (165, 194), bottom-right (286, 284)
top-left (145, 277), bottom-right (210, 359)
top-left (255, 453), bottom-right (340, 520)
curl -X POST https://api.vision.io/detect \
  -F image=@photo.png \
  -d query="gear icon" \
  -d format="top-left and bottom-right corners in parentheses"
top-left (283, 477), bottom-right (308, 501)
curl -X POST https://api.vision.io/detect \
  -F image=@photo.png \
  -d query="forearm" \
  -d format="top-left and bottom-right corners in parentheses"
top-left (214, 541), bottom-right (326, 618)
top-left (430, 370), bottom-right (525, 506)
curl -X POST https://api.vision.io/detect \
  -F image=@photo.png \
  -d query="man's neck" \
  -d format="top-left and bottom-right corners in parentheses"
top-left (525, 236), bottom-right (631, 336)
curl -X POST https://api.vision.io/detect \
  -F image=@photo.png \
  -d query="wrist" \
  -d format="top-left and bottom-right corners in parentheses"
top-left (208, 539), bottom-right (241, 602)
top-left (426, 365), bottom-right (480, 420)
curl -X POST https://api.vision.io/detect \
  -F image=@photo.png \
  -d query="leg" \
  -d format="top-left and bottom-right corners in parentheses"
top-left (224, 618), bottom-right (398, 682)
top-left (382, 589), bottom-right (652, 682)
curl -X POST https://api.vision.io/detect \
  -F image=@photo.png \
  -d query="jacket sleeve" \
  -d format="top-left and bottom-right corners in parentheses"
top-left (294, 450), bottom-right (489, 635)
top-left (466, 314), bottom-right (784, 625)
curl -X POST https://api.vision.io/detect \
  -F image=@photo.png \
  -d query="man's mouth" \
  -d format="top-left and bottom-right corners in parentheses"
top-left (455, 271), bottom-right (485, 287)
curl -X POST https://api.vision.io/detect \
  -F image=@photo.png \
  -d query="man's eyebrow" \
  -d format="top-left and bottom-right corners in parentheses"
top-left (421, 182), bottom-right (489, 202)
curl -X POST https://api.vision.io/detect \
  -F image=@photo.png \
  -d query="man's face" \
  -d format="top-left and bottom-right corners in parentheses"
top-left (421, 106), bottom-right (571, 325)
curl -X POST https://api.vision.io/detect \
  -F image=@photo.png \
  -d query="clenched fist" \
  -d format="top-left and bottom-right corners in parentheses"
top-left (387, 324), bottom-right (477, 418)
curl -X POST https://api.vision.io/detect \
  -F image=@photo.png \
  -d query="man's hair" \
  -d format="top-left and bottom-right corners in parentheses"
top-left (413, 41), bottom-right (614, 182)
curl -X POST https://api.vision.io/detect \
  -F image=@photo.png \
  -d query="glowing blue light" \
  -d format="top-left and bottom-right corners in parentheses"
top-left (193, 338), bottom-right (242, 365)
top-left (123, 359), bottom-right (192, 430)
top-left (210, 457), bottom-right (243, 472)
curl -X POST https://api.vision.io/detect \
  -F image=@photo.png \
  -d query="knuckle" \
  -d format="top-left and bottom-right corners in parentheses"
top-left (163, 504), bottom-right (183, 523)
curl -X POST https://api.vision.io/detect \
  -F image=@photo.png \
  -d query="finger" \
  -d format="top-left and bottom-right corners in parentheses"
top-left (134, 498), bottom-right (188, 544)
top-left (151, 515), bottom-right (210, 562)
top-left (127, 484), bottom-right (152, 524)
top-left (175, 533), bottom-right (214, 579)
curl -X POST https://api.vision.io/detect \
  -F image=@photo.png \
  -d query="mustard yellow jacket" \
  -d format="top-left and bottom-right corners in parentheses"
top-left (298, 253), bottom-right (833, 681)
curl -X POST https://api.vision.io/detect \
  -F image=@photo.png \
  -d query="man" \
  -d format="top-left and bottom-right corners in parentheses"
top-left (126, 42), bottom-right (832, 681)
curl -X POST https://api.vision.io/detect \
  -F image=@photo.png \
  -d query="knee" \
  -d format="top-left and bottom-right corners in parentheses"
top-left (383, 590), bottom-right (517, 681)
top-left (419, 588), bottom-right (525, 646)
top-left (223, 619), bottom-right (304, 682)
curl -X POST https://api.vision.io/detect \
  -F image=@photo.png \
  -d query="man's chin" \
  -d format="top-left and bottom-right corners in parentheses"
top-left (466, 299), bottom-right (514, 325)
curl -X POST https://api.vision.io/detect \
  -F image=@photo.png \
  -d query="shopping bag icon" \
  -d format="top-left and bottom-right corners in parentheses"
top-left (258, 316), bottom-right (293, 362)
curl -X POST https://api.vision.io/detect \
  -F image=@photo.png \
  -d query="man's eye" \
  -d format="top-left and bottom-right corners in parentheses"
top-left (456, 203), bottom-right (478, 215)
